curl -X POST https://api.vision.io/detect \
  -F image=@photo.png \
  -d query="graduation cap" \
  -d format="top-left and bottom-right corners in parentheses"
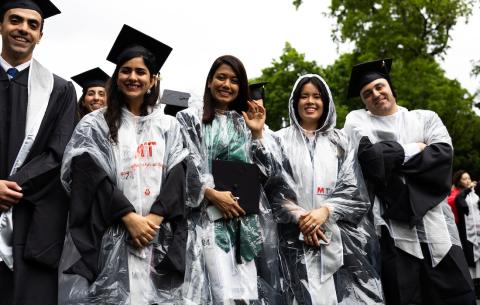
top-left (160, 89), bottom-right (189, 117)
top-left (212, 160), bottom-right (261, 215)
top-left (249, 81), bottom-right (268, 101)
top-left (0, 0), bottom-right (60, 19)
top-left (347, 58), bottom-right (393, 98)
top-left (71, 67), bottom-right (110, 91)
top-left (106, 24), bottom-right (172, 74)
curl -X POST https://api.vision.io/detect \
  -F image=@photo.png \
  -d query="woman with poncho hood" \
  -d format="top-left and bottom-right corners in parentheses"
top-left (263, 74), bottom-right (385, 304)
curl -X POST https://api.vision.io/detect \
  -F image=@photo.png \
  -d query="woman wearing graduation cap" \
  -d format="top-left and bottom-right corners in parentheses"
top-left (71, 67), bottom-right (109, 119)
top-left (176, 55), bottom-right (281, 305)
top-left (59, 25), bottom-right (188, 305)
top-left (257, 74), bottom-right (385, 305)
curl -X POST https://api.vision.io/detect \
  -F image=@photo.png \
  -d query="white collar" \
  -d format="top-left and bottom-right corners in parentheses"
top-left (0, 55), bottom-right (31, 74)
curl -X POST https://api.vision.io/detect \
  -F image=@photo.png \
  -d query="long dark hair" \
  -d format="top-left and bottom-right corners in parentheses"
top-left (77, 91), bottom-right (90, 119)
top-left (452, 170), bottom-right (469, 189)
top-left (104, 45), bottom-right (160, 143)
top-left (202, 55), bottom-right (249, 124)
top-left (291, 76), bottom-right (330, 130)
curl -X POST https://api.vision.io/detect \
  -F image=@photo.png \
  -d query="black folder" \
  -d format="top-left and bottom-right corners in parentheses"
top-left (211, 160), bottom-right (261, 215)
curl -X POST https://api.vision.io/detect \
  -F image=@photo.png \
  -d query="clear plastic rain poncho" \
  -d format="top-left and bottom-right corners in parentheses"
top-left (176, 100), bottom-right (281, 305)
top-left (254, 74), bottom-right (384, 305)
top-left (343, 106), bottom-right (461, 267)
top-left (59, 106), bottom-right (188, 305)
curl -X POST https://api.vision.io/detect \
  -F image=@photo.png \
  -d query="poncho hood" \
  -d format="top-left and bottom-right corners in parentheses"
top-left (288, 74), bottom-right (337, 133)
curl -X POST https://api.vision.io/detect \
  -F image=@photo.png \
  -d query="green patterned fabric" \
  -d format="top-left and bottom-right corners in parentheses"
top-left (214, 215), bottom-right (262, 262)
top-left (203, 113), bottom-right (262, 262)
top-left (203, 114), bottom-right (248, 165)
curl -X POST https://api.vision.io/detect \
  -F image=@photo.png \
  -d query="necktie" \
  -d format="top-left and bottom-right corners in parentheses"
top-left (6, 68), bottom-right (18, 79)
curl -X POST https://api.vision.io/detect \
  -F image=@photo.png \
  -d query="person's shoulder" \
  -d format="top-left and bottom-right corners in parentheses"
top-left (327, 128), bottom-right (349, 149)
top-left (52, 73), bottom-right (76, 94)
top-left (80, 108), bottom-right (106, 126)
top-left (176, 105), bottom-right (202, 124)
top-left (148, 110), bottom-right (183, 136)
top-left (331, 128), bottom-right (347, 140)
top-left (176, 106), bottom-right (195, 116)
top-left (344, 109), bottom-right (368, 125)
top-left (274, 126), bottom-right (293, 138)
top-left (408, 108), bottom-right (436, 116)
top-left (52, 73), bottom-right (70, 87)
top-left (155, 110), bottom-right (179, 128)
top-left (75, 108), bottom-right (109, 136)
top-left (345, 109), bottom-right (368, 118)
top-left (407, 108), bottom-right (441, 122)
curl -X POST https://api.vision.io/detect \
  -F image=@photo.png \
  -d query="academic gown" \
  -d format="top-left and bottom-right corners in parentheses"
top-left (59, 107), bottom-right (188, 305)
top-left (455, 186), bottom-right (480, 270)
top-left (59, 153), bottom-right (187, 304)
top-left (344, 107), bottom-right (475, 305)
top-left (0, 66), bottom-right (77, 305)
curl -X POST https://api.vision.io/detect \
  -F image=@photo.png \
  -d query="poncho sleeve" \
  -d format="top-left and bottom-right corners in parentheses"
top-left (357, 111), bottom-right (453, 225)
top-left (323, 130), bottom-right (370, 225)
top-left (176, 108), bottom-right (214, 207)
top-left (250, 132), bottom-right (306, 224)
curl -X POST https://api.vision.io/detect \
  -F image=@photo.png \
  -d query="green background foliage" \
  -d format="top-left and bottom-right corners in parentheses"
top-left (252, 0), bottom-right (480, 178)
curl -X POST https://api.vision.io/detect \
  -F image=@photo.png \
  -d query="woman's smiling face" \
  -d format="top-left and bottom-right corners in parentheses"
top-left (208, 64), bottom-right (239, 108)
top-left (297, 82), bottom-right (324, 129)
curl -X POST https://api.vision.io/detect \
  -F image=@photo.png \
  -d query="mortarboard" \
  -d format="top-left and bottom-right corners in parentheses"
top-left (160, 89), bottom-right (190, 117)
top-left (0, 0), bottom-right (60, 19)
top-left (106, 24), bottom-right (172, 75)
top-left (71, 67), bottom-right (110, 91)
top-left (249, 81), bottom-right (268, 101)
top-left (347, 58), bottom-right (393, 98)
top-left (212, 160), bottom-right (261, 215)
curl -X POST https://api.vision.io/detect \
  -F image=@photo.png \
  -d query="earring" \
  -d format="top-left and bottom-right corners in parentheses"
top-left (147, 89), bottom-right (151, 95)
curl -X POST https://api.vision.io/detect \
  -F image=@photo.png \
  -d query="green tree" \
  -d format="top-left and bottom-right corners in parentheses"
top-left (251, 42), bottom-right (322, 130)
top-left (328, 0), bottom-right (474, 60)
top-left (289, 0), bottom-right (480, 177)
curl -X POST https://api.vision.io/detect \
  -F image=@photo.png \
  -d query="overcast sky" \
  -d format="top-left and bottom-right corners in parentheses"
top-left (2, 0), bottom-right (479, 99)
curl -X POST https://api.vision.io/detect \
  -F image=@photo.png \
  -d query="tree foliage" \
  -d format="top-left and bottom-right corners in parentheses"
top-left (251, 42), bottom-right (323, 130)
top-left (276, 0), bottom-right (480, 177)
top-left (328, 0), bottom-right (474, 60)
top-left (324, 0), bottom-right (480, 177)
top-left (473, 60), bottom-right (480, 77)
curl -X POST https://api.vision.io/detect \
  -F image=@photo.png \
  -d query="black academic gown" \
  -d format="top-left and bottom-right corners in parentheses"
top-left (357, 136), bottom-right (475, 305)
top-left (66, 153), bottom-right (187, 286)
top-left (455, 186), bottom-right (480, 267)
top-left (357, 136), bottom-right (453, 226)
top-left (0, 66), bottom-right (77, 305)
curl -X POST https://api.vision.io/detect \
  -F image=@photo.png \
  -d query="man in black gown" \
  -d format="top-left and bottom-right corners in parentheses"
top-left (0, 1), bottom-right (76, 304)
top-left (343, 59), bottom-right (476, 305)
